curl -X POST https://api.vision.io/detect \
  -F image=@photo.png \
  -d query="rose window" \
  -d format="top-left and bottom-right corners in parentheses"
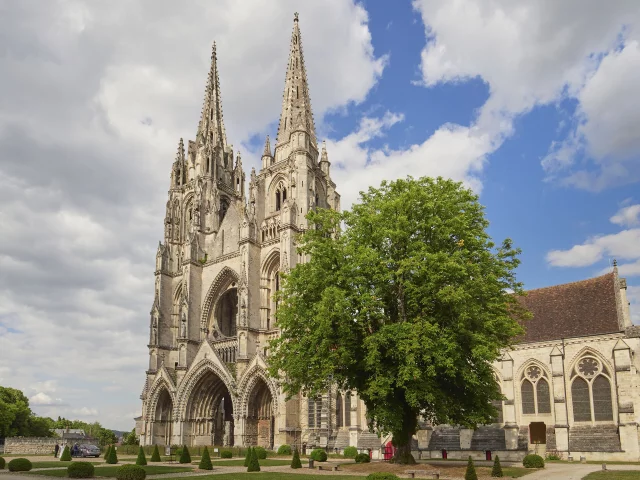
top-left (578, 357), bottom-right (599, 377)
top-left (527, 366), bottom-right (541, 381)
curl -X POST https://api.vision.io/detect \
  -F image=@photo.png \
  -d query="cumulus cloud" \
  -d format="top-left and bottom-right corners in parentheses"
top-left (30, 392), bottom-right (65, 406)
top-left (0, 0), bottom-right (387, 429)
top-left (611, 204), bottom-right (640, 227)
top-left (412, 0), bottom-right (640, 191)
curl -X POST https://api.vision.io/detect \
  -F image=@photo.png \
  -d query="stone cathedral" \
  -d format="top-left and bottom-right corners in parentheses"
top-left (139, 13), bottom-right (640, 461)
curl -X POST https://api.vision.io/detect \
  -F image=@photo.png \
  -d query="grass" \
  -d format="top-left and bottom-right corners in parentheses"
top-left (163, 474), bottom-right (363, 480)
top-left (583, 472), bottom-right (640, 480)
top-left (31, 461), bottom-right (103, 468)
top-left (502, 467), bottom-right (535, 477)
top-left (202, 459), bottom-right (291, 467)
top-left (25, 465), bottom-right (193, 477)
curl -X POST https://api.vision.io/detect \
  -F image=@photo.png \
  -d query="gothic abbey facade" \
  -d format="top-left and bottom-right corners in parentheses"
top-left (139, 13), bottom-right (640, 461)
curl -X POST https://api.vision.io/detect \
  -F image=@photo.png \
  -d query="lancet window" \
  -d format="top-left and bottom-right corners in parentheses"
top-left (520, 364), bottom-right (551, 415)
top-left (570, 356), bottom-right (614, 422)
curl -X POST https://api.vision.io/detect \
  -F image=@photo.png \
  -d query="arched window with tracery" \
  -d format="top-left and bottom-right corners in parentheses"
top-left (274, 181), bottom-right (287, 212)
top-left (520, 364), bottom-right (552, 415)
top-left (336, 393), bottom-right (343, 428)
top-left (308, 397), bottom-right (322, 428)
top-left (570, 356), bottom-right (614, 423)
top-left (491, 374), bottom-right (504, 423)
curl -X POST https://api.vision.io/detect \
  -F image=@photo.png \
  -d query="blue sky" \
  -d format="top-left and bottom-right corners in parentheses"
top-left (0, 0), bottom-right (639, 430)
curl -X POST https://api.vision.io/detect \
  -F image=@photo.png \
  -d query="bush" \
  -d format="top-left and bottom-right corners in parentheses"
top-left (491, 455), bottom-right (503, 477)
top-left (220, 450), bottom-right (232, 459)
top-left (291, 448), bottom-right (302, 469)
top-left (465, 456), bottom-right (478, 480)
top-left (310, 448), bottom-right (328, 462)
top-left (107, 445), bottom-right (118, 464)
top-left (343, 446), bottom-right (358, 459)
top-left (244, 447), bottom-right (252, 467)
top-left (366, 474), bottom-right (400, 480)
top-left (0, 457), bottom-right (5, 470)
top-left (277, 444), bottom-right (292, 455)
top-left (136, 446), bottom-right (147, 466)
top-left (254, 446), bottom-right (267, 460)
top-left (199, 447), bottom-right (213, 470)
top-left (523, 454), bottom-right (544, 468)
top-left (179, 445), bottom-right (191, 464)
top-left (247, 446), bottom-right (260, 472)
top-left (60, 446), bottom-right (72, 461)
top-left (104, 445), bottom-right (111, 461)
top-left (115, 464), bottom-right (146, 480)
top-left (355, 453), bottom-right (370, 464)
top-left (546, 453), bottom-right (561, 461)
top-left (150, 445), bottom-right (161, 462)
top-left (8, 458), bottom-right (33, 472)
top-left (68, 461), bottom-right (95, 478)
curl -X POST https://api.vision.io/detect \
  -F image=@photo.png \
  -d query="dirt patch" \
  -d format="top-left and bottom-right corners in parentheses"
top-left (340, 462), bottom-right (524, 479)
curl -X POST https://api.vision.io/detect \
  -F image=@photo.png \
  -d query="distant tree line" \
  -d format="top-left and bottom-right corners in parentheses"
top-left (0, 385), bottom-right (123, 445)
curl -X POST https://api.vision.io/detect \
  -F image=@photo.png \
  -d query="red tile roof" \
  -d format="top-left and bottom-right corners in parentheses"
top-left (516, 272), bottom-right (621, 344)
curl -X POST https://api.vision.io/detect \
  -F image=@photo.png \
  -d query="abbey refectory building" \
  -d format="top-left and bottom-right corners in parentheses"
top-left (137, 13), bottom-right (640, 461)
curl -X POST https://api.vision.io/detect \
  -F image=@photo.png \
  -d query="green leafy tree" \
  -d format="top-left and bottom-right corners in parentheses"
top-left (291, 448), bottom-right (302, 469)
top-left (60, 446), bottom-right (72, 461)
top-left (247, 446), bottom-right (260, 472)
top-left (269, 177), bottom-right (528, 464)
top-left (199, 447), bottom-right (213, 470)
top-left (106, 445), bottom-right (118, 464)
top-left (124, 429), bottom-right (139, 446)
top-left (135, 447), bottom-right (147, 466)
top-left (491, 455), bottom-right (503, 477)
top-left (150, 445), bottom-right (161, 462)
top-left (465, 456), bottom-right (478, 480)
top-left (97, 428), bottom-right (118, 447)
top-left (243, 447), bottom-right (252, 467)
top-left (179, 445), bottom-right (191, 464)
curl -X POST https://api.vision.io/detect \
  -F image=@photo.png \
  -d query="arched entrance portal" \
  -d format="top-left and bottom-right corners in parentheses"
top-left (153, 389), bottom-right (173, 445)
top-left (246, 378), bottom-right (274, 448)
top-left (185, 371), bottom-right (234, 446)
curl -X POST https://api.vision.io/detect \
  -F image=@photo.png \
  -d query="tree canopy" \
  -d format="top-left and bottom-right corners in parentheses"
top-left (268, 176), bottom-right (528, 463)
top-left (0, 386), bottom-right (53, 438)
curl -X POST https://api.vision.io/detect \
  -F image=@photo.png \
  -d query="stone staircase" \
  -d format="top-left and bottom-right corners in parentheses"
top-left (470, 426), bottom-right (506, 451)
top-left (428, 427), bottom-right (461, 451)
top-left (569, 425), bottom-right (621, 452)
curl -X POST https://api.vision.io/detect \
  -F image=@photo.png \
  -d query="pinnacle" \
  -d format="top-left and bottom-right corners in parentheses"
top-left (263, 135), bottom-right (272, 157)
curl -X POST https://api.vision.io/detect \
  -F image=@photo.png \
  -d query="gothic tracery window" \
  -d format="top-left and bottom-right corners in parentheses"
top-left (520, 364), bottom-right (551, 415)
top-left (308, 397), bottom-right (322, 428)
top-left (571, 356), bottom-right (614, 422)
top-left (336, 393), bottom-right (343, 428)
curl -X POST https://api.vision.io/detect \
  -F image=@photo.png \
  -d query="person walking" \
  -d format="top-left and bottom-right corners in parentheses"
top-left (54, 443), bottom-right (59, 457)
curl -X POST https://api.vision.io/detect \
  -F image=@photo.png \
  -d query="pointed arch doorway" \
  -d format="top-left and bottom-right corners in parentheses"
top-left (246, 377), bottom-right (275, 448)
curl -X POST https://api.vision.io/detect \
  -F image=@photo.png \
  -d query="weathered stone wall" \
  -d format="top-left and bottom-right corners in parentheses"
top-left (5, 437), bottom-right (57, 454)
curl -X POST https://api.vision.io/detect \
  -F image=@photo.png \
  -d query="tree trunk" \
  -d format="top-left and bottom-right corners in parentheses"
top-left (391, 441), bottom-right (416, 464)
top-left (389, 410), bottom-right (418, 464)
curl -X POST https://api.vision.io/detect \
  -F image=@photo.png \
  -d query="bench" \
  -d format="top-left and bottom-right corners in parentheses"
top-left (316, 464), bottom-right (339, 472)
top-left (405, 470), bottom-right (440, 479)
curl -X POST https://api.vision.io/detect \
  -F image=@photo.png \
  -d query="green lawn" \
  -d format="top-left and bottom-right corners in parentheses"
top-left (163, 474), bottom-right (364, 480)
top-left (502, 467), bottom-right (536, 477)
top-left (583, 472), bottom-right (640, 480)
top-left (26, 465), bottom-right (193, 477)
top-left (31, 461), bottom-right (103, 469)
top-left (204, 459), bottom-right (291, 467)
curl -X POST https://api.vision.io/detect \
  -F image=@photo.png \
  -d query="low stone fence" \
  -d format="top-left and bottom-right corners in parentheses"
top-left (4, 437), bottom-right (58, 455)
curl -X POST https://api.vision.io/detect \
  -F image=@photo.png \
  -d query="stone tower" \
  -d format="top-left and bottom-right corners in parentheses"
top-left (139, 14), bottom-right (353, 450)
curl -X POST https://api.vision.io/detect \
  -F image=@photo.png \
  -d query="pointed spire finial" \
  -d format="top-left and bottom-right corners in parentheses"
top-left (294, 12), bottom-right (299, 22)
top-left (197, 41), bottom-right (227, 150)
top-left (263, 135), bottom-right (272, 157)
top-left (176, 137), bottom-right (185, 162)
top-left (613, 258), bottom-right (618, 268)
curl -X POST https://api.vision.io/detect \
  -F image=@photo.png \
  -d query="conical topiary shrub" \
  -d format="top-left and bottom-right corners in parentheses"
top-left (136, 446), bottom-right (147, 466)
top-left (104, 445), bottom-right (111, 461)
top-left (291, 448), bottom-right (302, 469)
top-left (199, 446), bottom-right (212, 470)
top-left (150, 445), bottom-right (161, 462)
top-left (243, 447), bottom-right (252, 467)
top-left (491, 455), bottom-right (503, 477)
top-left (179, 445), bottom-right (191, 464)
top-left (60, 446), bottom-right (72, 461)
top-left (247, 446), bottom-right (260, 472)
top-left (465, 456), bottom-right (478, 480)
top-left (106, 445), bottom-right (118, 464)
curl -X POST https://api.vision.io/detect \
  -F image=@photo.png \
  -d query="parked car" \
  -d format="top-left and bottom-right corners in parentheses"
top-left (79, 444), bottom-right (101, 458)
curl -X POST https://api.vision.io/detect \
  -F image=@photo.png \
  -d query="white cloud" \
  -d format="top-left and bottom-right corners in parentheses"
top-left (411, 0), bottom-right (640, 191)
top-left (611, 204), bottom-right (640, 227)
top-left (72, 407), bottom-right (99, 417)
top-left (30, 392), bottom-right (64, 406)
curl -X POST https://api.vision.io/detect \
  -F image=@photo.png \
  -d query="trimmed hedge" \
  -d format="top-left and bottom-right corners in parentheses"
top-left (291, 448), bottom-right (302, 469)
top-left (68, 461), bottom-right (95, 478)
top-left (355, 453), bottom-right (370, 464)
top-left (343, 446), bottom-right (358, 459)
top-left (310, 448), bottom-right (328, 462)
top-left (277, 444), bottom-right (292, 455)
top-left (136, 446), bottom-right (147, 466)
top-left (104, 445), bottom-right (111, 461)
top-left (106, 445), bottom-right (118, 464)
top-left (244, 447), bottom-right (252, 467)
top-left (179, 445), bottom-right (191, 464)
top-left (199, 447), bottom-right (213, 470)
top-left (8, 458), bottom-right (33, 472)
top-left (491, 455), bottom-right (503, 477)
top-left (115, 464), bottom-right (146, 480)
top-left (220, 450), bottom-right (233, 459)
top-left (465, 456), bottom-right (477, 480)
top-left (247, 446), bottom-right (260, 472)
top-left (366, 474), bottom-right (400, 480)
top-left (523, 454), bottom-right (544, 469)
top-left (0, 457), bottom-right (5, 469)
top-left (60, 446), bottom-right (72, 461)
top-left (150, 445), bottom-right (161, 462)
top-left (254, 446), bottom-right (267, 460)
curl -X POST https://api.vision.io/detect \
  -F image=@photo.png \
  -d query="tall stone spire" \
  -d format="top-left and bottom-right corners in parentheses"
top-left (275, 13), bottom-right (317, 149)
top-left (197, 41), bottom-right (227, 150)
